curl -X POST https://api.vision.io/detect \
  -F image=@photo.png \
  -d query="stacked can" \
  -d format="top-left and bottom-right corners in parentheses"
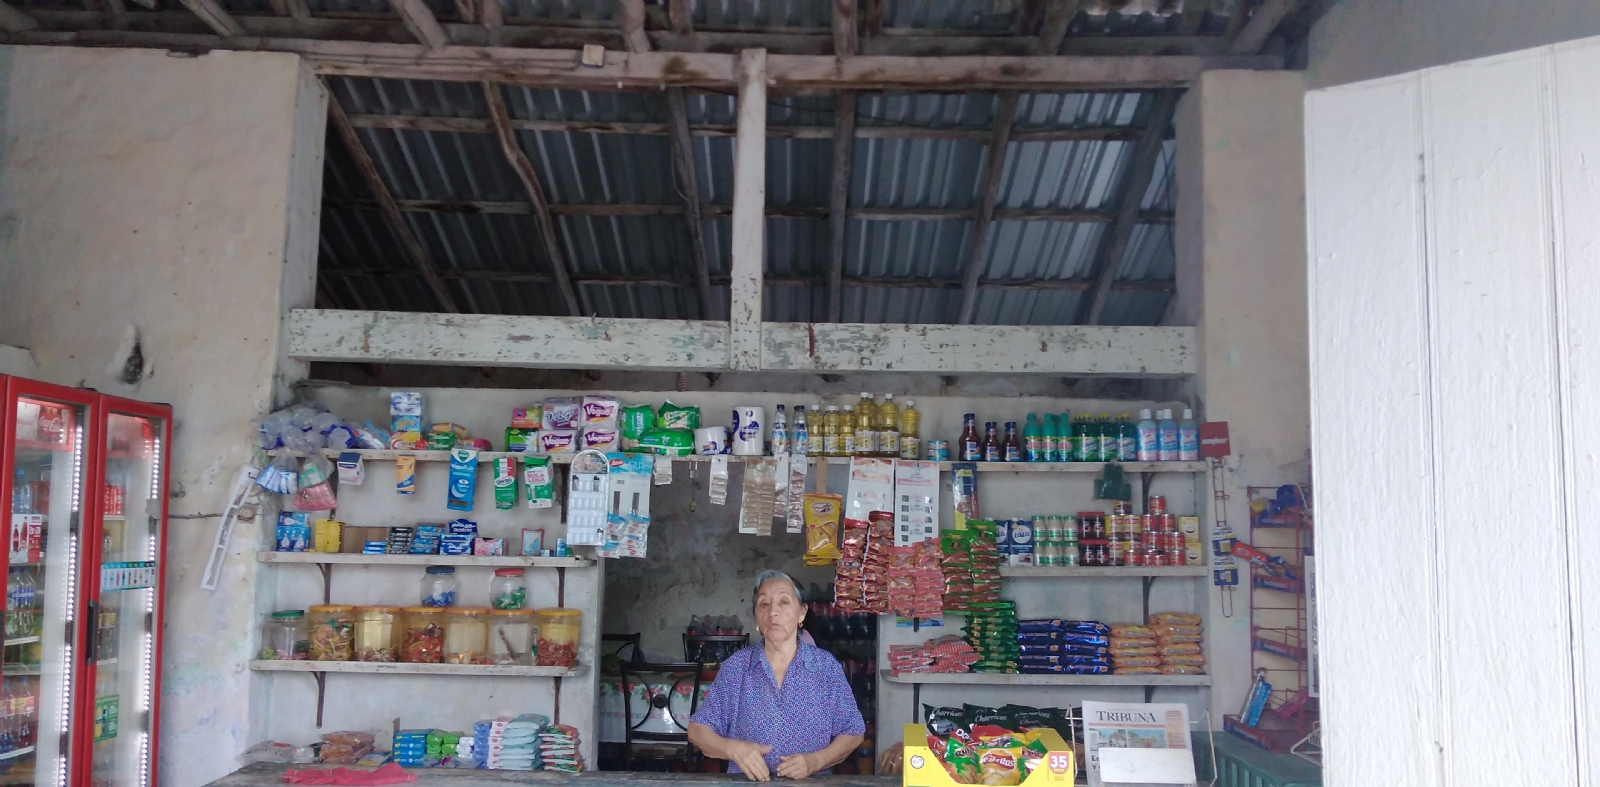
top-left (1031, 515), bottom-right (1080, 566)
top-left (1077, 512), bottom-right (1108, 566)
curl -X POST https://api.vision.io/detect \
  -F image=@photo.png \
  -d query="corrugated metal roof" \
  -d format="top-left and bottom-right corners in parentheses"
top-left (319, 74), bottom-right (1180, 325)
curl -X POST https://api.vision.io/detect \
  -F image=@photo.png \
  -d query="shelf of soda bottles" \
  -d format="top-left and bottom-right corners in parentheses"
top-left (267, 448), bottom-right (1206, 474)
top-left (0, 637), bottom-right (38, 647)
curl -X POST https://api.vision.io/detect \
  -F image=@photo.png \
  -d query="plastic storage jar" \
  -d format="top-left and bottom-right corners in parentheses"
top-left (534, 608), bottom-right (581, 668)
top-left (489, 568), bottom-right (527, 610)
top-left (442, 608), bottom-right (488, 664)
top-left (421, 565), bottom-right (458, 607)
top-left (258, 610), bottom-right (308, 660)
top-left (400, 606), bottom-right (446, 664)
top-left (487, 609), bottom-right (535, 665)
top-left (308, 604), bottom-right (355, 661)
top-left (355, 606), bottom-right (401, 662)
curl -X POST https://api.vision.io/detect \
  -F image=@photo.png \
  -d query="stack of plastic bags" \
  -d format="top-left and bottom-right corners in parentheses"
top-left (885, 540), bottom-right (944, 619)
top-left (538, 724), bottom-right (584, 773)
top-left (474, 714), bottom-right (547, 771)
top-left (1017, 620), bottom-right (1110, 674)
top-left (453, 734), bottom-right (477, 767)
top-left (888, 635), bottom-right (978, 674)
top-left (1150, 612), bottom-right (1206, 675)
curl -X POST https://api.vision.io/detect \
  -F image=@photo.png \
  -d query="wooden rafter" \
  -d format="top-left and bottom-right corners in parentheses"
top-left (1082, 89), bottom-right (1178, 325)
top-left (342, 111), bottom-right (1154, 142)
top-left (322, 196), bottom-right (1175, 224)
top-left (0, 2), bottom-right (37, 31)
top-left (325, 94), bottom-right (460, 313)
top-left (320, 267), bottom-right (1177, 294)
top-left (665, 0), bottom-right (695, 51)
top-left (1228, 0), bottom-right (1297, 55)
top-left (1034, 0), bottom-right (1080, 55)
top-left (955, 91), bottom-right (1019, 325)
top-left (665, 89), bottom-right (717, 320)
top-left (616, 0), bottom-right (649, 54)
top-left (174, 0), bottom-right (239, 36)
top-left (727, 48), bottom-right (767, 371)
top-left (390, 0), bottom-right (446, 48)
top-left (0, 29), bottom-right (1282, 89)
top-left (481, 81), bottom-right (583, 316)
top-left (832, 0), bottom-right (855, 57)
top-left (825, 89), bottom-right (856, 323)
top-left (477, 0), bottom-right (500, 44)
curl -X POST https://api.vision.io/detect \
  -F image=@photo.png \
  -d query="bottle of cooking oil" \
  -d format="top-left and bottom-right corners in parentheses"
top-left (821, 405), bottom-right (842, 456)
top-left (898, 399), bottom-right (920, 459)
top-left (877, 394), bottom-right (900, 457)
top-left (854, 393), bottom-right (876, 456)
top-left (842, 405), bottom-right (858, 456)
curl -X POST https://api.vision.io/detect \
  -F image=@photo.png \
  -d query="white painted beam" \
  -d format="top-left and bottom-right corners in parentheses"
top-left (728, 49), bottom-right (767, 371)
top-left (286, 310), bottom-right (1197, 376)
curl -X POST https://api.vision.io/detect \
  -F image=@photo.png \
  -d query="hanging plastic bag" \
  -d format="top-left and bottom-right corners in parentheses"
top-left (293, 455), bottom-right (338, 510)
top-left (256, 452), bottom-right (301, 495)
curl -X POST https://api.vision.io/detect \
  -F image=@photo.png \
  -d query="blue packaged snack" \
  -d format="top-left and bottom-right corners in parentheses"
top-left (1060, 633), bottom-right (1110, 647)
top-left (1062, 621), bottom-right (1110, 634)
top-left (1018, 619), bottom-right (1065, 633)
top-left (1016, 631), bottom-right (1063, 645)
top-left (447, 448), bottom-right (478, 511)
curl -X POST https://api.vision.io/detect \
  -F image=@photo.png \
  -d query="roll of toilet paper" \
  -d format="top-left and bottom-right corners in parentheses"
top-left (731, 407), bottom-right (766, 456)
top-left (695, 426), bottom-right (728, 456)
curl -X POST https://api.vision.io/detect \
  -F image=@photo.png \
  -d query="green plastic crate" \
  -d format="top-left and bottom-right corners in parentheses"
top-left (1193, 732), bottom-right (1322, 787)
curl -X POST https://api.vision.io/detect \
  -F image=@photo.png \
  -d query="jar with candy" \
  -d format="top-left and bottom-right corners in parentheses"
top-left (442, 608), bottom-right (488, 664)
top-left (489, 568), bottom-right (527, 610)
top-left (308, 604), bottom-right (355, 661)
top-left (534, 608), bottom-right (581, 668)
top-left (355, 606), bottom-right (401, 662)
top-left (487, 609), bottom-right (535, 665)
top-left (421, 565), bottom-right (458, 607)
top-left (401, 607), bottom-right (445, 663)
top-left (258, 610), bottom-right (308, 660)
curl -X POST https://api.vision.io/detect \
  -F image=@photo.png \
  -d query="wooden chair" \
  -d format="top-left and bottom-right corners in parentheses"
top-left (617, 660), bottom-right (709, 772)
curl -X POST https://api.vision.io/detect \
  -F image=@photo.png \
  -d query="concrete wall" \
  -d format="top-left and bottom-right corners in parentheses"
top-left (1170, 70), bottom-right (1311, 725)
top-left (1306, 37), bottom-right (1600, 785)
top-left (1306, 0), bottom-right (1600, 88)
top-left (0, 46), bottom-right (324, 787)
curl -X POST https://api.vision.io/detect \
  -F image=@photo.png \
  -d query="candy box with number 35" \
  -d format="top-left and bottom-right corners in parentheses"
top-left (901, 724), bottom-right (1074, 787)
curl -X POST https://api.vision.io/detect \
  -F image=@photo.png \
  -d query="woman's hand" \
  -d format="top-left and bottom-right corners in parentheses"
top-left (777, 752), bottom-right (820, 780)
top-left (725, 740), bottom-right (774, 781)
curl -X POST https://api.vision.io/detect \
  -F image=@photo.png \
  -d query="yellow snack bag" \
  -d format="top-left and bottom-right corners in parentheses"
top-left (802, 494), bottom-right (843, 566)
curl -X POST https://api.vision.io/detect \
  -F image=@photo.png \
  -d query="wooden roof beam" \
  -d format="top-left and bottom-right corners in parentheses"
top-left (1082, 89), bottom-right (1177, 325)
top-left (825, 89), bottom-right (856, 323)
top-left (174, 0), bottom-right (240, 37)
top-left (1229, 0), bottom-right (1298, 55)
top-left (955, 91), bottom-right (1019, 325)
top-left (0, 2), bottom-right (38, 31)
top-left (481, 81), bottom-right (583, 316)
top-left (320, 267), bottom-right (1178, 294)
top-left (325, 94), bottom-right (459, 313)
top-left (390, 0), bottom-right (446, 48)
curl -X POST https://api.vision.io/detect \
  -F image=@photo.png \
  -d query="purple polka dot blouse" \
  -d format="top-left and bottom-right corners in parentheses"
top-left (690, 641), bottom-right (866, 774)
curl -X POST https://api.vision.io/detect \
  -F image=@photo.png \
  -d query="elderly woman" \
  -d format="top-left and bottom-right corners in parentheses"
top-left (688, 570), bottom-right (865, 781)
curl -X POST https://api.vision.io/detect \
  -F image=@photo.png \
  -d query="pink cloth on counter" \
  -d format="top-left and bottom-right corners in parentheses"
top-left (281, 764), bottom-right (416, 785)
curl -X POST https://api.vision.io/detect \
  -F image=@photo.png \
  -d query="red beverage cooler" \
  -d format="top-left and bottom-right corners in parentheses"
top-left (0, 377), bottom-right (171, 787)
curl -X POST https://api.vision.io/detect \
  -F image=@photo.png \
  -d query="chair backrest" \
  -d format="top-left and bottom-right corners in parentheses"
top-left (617, 660), bottom-right (709, 744)
top-left (682, 633), bottom-right (749, 664)
top-left (602, 632), bottom-right (642, 664)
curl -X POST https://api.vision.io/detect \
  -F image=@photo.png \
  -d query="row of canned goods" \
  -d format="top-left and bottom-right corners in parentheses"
top-left (996, 510), bottom-right (1190, 567)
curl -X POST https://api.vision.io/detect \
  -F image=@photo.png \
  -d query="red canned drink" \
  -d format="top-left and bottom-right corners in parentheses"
top-left (1160, 513), bottom-right (1178, 532)
top-left (1147, 495), bottom-right (1166, 515)
top-left (1138, 514), bottom-right (1154, 536)
top-left (1169, 547), bottom-right (1187, 566)
top-left (1151, 549), bottom-right (1170, 567)
top-left (1142, 531), bottom-right (1162, 549)
top-left (1160, 532), bottom-right (1181, 552)
top-left (1112, 501), bottom-right (1133, 516)
top-left (1128, 546), bottom-right (1145, 566)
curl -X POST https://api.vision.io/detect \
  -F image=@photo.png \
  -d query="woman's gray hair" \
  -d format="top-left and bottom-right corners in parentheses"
top-left (752, 569), bottom-right (806, 613)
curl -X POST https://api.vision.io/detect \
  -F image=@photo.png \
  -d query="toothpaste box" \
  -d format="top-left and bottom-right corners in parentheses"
top-left (440, 534), bottom-right (473, 555)
top-left (580, 428), bottom-right (620, 452)
top-left (538, 429), bottom-right (578, 453)
top-left (473, 537), bottom-right (505, 556)
top-left (542, 398), bottom-right (581, 430)
top-left (581, 396), bottom-right (620, 427)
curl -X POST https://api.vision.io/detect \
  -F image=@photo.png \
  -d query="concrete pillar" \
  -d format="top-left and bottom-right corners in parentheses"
top-left (0, 46), bottom-right (324, 787)
top-left (1172, 70), bottom-right (1311, 723)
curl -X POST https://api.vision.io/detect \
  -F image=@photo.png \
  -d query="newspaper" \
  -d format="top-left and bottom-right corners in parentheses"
top-left (1082, 702), bottom-right (1195, 787)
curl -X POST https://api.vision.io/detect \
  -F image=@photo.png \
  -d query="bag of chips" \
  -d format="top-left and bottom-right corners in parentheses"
top-left (1149, 612), bottom-right (1202, 627)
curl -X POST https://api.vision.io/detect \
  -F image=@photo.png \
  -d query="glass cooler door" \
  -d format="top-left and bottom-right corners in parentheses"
top-left (83, 401), bottom-right (167, 787)
top-left (1, 380), bottom-right (94, 787)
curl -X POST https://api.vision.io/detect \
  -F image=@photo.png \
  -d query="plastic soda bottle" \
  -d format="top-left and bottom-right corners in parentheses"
top-left (878, 394), bottom-right (900, 458)
top-left (1039, 415), bottom-right (1057, 462)
top-left (771, 405), bottom-right (790, 455)
top-left (1118, 413), bottom-right (1138, 462)
top-left (1023, 415), bottom-right (1042, 461)
top-left (842, 406), bottom-right (857, 456)
top-left (1098, 415), bottom-right (1117, 463)
top-left (898, 400), bottom-right (921, 460)
top-left (792, 406), bottom-right (809, 457)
